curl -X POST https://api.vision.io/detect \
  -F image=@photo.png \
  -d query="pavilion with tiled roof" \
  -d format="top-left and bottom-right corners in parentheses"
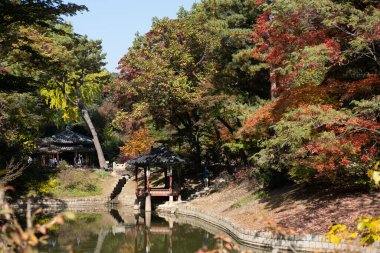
top-left (37, 129), bottom-right (96, 167)
top-left (127, 146), bottom-right (186, 211)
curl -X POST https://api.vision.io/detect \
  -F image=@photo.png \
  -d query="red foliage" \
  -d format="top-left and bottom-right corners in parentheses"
top-left (252, 5), bottom-right (343, 92)
top-left (239, 75), bottom-right (380, 139)
top-left (118, 65), bottom-right (140, 81)
top-left (301, 118), bottom-right (380, 180)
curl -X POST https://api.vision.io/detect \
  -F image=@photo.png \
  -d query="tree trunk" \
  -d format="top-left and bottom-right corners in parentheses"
top-left (270, 66), bottom-right (277, 100)
top-left (192, 132), bottom-right (202, 172)
top-left (82, 109), bottom-right (106, 168)
top-left (94, 229), bottom-right (107, 253)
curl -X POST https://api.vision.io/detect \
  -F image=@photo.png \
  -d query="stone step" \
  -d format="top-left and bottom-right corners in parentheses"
top-left (109, 176), bottom-right (128, 201)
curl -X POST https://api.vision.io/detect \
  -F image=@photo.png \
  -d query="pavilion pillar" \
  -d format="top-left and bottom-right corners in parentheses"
top-left (164, 168), bottom-right (168, 188)
top-left (145, 166), bottom-right (151, 212)
top-left (169, 166), bottom-right (173, 203)
top-left (145, 211), bottom-right (151, 228)
top-left (134, 166), bottom-right (140, 210)
top-left (135, 166), bottom-right (138, 193)
top-left (144, 167), bottom-right (147, 190)
top-left (177, 166), bottom-right (182, 202)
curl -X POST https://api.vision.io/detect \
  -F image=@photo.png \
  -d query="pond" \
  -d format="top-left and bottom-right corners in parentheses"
top-left (34, 208), bottom-right (273, 253)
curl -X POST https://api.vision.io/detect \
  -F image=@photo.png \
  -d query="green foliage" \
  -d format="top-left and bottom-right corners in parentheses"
top-left (0, 92), bottom-right (43, 165)
top-left (351, 96), bottom-right (380, 120)
top-left (253, 105), bottom-right (345, 179)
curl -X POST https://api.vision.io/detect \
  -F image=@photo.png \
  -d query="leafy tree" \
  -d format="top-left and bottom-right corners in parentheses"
top-left (112, 0), bottom-right (266, 170)
top-left (0, 1), bottom-right (89, 168)
top-left (252, 0), bottom-right (380, 97)
top-left (0, 0), bottom-right (86, 62)
top-left (40, 29), bottom-right (110, 168)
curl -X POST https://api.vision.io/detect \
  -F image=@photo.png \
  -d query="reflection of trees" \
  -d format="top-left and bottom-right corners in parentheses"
top-left (55, 214), bottom-right (104, 244)
top-left (39, 211), bottom-right (222, 253)
top-left (100, 233), bottom-right (128, 253)
top-left (39, 213), bottom-right (115, 252)
top-left (172, 224), bottom-right (214, 253)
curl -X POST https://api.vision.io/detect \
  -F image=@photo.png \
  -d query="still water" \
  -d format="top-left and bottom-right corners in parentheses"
top-left (36, 208), bottom-right (270, 253)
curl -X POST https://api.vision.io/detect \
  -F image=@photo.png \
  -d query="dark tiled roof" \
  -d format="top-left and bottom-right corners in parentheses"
top-left (40, 130), bottom-right (93, 145)
top-left (127, 146), bottom-right (186, 167)
top-left (37, 145), bottom-right (95, 154)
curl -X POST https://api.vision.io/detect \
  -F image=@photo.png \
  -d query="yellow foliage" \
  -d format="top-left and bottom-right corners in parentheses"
top-left (327, 216), bottom-right (380, 246)
top-left (36, 179), bottom-right (58, 194)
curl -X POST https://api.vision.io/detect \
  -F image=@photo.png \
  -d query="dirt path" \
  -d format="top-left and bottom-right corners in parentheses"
top-left (189, 183), bottom-right (380, 234)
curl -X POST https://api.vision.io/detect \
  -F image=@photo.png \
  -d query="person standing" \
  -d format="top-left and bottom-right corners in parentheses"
top-left (203, 166), bottom-right (210, 189)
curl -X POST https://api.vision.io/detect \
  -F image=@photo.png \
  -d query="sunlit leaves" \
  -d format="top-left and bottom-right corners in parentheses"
top-left (328, 216), bottom-right (380, 246)
top-left (119, 128), bottom-right (155, 161)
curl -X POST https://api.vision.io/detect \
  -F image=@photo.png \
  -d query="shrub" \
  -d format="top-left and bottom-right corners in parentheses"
top-left (253, 104), bottom-right (379, 186)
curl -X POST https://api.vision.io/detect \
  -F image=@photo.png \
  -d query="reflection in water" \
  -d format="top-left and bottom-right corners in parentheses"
top-left (38, 209), bottom-right (269, 253)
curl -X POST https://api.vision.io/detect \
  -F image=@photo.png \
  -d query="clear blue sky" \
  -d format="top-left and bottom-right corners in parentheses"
top-left (64, 0), bottom-right (198, 72)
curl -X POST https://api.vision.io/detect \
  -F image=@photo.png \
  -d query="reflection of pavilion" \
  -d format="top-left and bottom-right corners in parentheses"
top-left (141, 212), bottom-right (174, 253)
top-left (104, 210), bottom-right (174, 253)
top-left (127, 146), bottom-right (186, 212)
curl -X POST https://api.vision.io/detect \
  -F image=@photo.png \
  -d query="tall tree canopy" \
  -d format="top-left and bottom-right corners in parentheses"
top-left (108, 0), bottom-right (379, 188)
top-left (0, 1), bottom-right (109, 169)
top-left (111, 0), bottom-right (266, 170)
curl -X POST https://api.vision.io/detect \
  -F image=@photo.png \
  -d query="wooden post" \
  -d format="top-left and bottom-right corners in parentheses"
top-left (164, 168), bottom-right (168, 188)
top-left (135, 166), bottom-right (138, 193)
top-left (144, 166), bottom-right (147, 190)
top-left (145, 166), bottom-right (151, 212)
top-left (146, 166), bottom-right (150, 193)
top-left (169, 167), bottom-right (173, 203)
top-left (134, 166), bottom-right (139, 210)
top-left (178, 166), bottom-right (182, 202)
top-left (145, 211), bottom-right (151, 228)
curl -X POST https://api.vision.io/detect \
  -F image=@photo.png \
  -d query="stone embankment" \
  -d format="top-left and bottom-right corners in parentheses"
top-left (156, 202), bottom-right (380, 253)
top-left (12, 173), bottom-right (137, 210)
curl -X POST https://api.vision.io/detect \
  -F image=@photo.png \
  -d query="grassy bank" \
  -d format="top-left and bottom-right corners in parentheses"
top-left (10, 164), bottom-right (113, 198)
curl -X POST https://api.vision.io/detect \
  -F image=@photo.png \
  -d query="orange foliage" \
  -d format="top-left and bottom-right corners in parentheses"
top-left (219, 126), bottom-right (234, 142)
top-left (119, 128), bottom-right (154, 161)
top-left (238, 100), bottom-right (278, 139)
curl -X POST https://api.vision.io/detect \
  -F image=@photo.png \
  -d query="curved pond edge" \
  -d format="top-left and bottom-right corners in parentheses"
top-left (156, 203), bottom-right (380, 253)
